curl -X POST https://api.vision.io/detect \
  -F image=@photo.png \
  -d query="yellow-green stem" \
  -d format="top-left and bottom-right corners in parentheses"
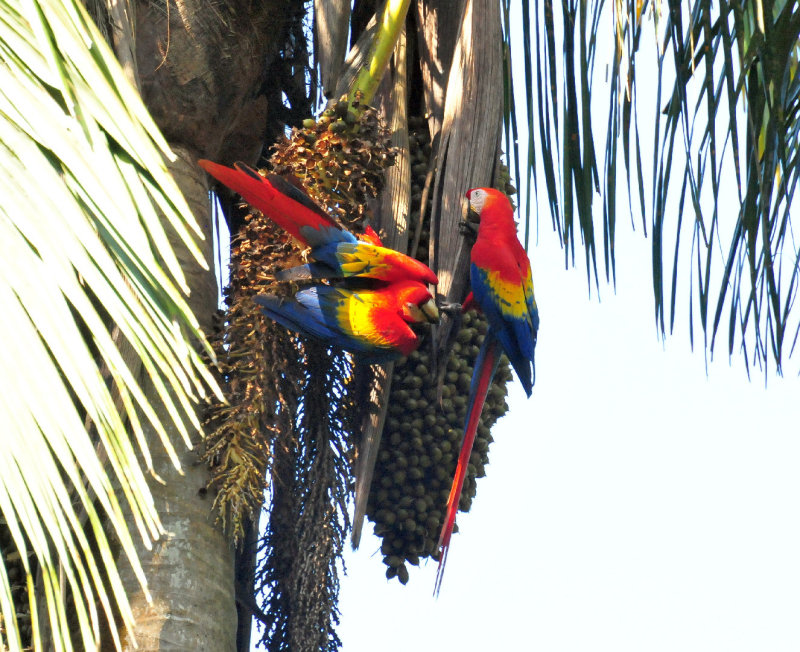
top-left (349, 0), bottom-right (412, 110)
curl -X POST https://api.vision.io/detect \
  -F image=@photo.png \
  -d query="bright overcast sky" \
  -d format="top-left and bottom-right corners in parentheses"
top-left (339, 206), bottom-right (800, 652)
top-left (339, 201), bottom-right (800, 651)
top-left (337, 4), bottom-right (800, 651)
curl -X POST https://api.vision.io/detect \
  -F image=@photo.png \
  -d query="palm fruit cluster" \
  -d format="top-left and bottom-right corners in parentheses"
top-left (363, 115), bottom-right (515, 583)
top-left (366, 313), bottom-right (513, 583)
top-left (270, 97), bottom-right (397, 232)
top-left (406, 115), bottom-right (433, 263)
top-left (203, 209), bottom-right (303, 543)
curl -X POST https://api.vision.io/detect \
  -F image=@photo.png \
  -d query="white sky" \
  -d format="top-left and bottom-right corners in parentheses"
top-left (337, 4), bottom-right (800, 651)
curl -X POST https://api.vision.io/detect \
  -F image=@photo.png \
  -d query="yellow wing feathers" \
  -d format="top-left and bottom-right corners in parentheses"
top-left (484, 269), bottom-right (531, 320)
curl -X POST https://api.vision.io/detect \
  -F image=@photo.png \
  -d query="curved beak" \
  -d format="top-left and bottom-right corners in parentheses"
top-left (420, 298), bottom-right (440, 323)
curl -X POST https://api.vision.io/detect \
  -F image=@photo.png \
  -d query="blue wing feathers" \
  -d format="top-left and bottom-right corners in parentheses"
top-left (253, 294), bottom-right (341, 343)
top-left (255, 289), bottom-right (396, 361)
top-left (297, 223), bottom-right (357, 248)
top-left (470, 263), bottom-right (536, 397)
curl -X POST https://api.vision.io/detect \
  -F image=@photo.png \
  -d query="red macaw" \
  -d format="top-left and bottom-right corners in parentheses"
top-left (435, 187), bottom-right (539, 594)
top-left (198, 159), bottom-right (437, 285)
top-left (254, 279), bottom-right (440, 361)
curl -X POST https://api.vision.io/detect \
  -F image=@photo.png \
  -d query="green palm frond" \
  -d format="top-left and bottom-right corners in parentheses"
top-left (520, 0), bottom-right (800, 371)
top-left (348, 0), bottom-right (411, 108)
top-left (0, 0), bottom-right (218, 648)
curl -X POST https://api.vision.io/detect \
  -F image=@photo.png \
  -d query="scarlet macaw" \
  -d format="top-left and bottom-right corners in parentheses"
top-left (198, 160), bottom-right (437, 285)
top-left (435, 187), bottom-right (539, 594)
top-left (254, 279), bottom-right (440, 361)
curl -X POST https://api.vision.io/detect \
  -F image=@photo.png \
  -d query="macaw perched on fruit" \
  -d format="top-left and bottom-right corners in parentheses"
top-left (435, 187), bottom-right (539, 595)
top-left (198, 159), bottom-right (437, 285)
top-left (254, 279), bottom-right (439, 362)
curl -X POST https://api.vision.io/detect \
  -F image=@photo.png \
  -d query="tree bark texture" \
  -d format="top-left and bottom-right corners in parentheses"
top-left (428, 0), bottom-right (504, 359)
top-left (314, 0), bottom-right (350, 98)
top-left (414, 0), bottom-right (465, 139)
top-left (117, 148), bottom-right (234, 651)
top-left (133, 0), bottom-right (294, 165)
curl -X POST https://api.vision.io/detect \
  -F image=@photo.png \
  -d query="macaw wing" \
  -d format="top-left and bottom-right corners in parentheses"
top-left (514, 249), bottom-right (539, 363)
top-left (275, 242), bottom-right (438, 284)
top-left (471, 259), bottom-right (537, 395)
top-left (329, 243), bottom-right (438, 284)
top-left (254, 293), bottom-right (346, 344)
top-left (295, 285), bottom-right (417, 354)
top-left (198, 159), bottom-right (355, 247)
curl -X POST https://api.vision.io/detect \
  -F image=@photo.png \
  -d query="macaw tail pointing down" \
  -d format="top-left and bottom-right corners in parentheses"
top-left (199, 159), bottom-right (438, 285)
top-left (435, 186), bottom-right (539, 595)
top-left (434, 334), bottom-right (501, 596)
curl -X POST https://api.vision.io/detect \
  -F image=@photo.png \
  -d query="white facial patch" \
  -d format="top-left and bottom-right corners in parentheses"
top-left (468, 188), bottom-right (487, 214)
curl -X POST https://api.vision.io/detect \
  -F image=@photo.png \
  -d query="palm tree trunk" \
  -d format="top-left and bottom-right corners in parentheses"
top-left (118, 148), bottom-right (236, 651)
top-left (106, 0), bottom-right (298, 646)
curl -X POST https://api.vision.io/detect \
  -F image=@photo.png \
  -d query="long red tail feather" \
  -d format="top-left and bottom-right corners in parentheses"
top-left (434, 338), bottom-right (499, 596)
top-left (198, 159), bottom-right (342, 246)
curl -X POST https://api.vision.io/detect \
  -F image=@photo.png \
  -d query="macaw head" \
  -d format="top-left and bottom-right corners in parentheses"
top-left (466, 187), bottom-right (515, 227)
top-left (394, 281), bottom-right (440, 324)
top-left (465, 187), bottom-right (490, 214)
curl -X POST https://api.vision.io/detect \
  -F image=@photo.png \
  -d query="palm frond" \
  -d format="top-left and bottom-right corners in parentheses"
top-left (0, 0), bottom-right (218, 648)
top-left (521, 0), bottom-right (800, 371)
top-left (348, 0), bottom-right (412, 107)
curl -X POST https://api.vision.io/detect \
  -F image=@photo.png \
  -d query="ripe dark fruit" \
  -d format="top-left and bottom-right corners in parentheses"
top-left (365, 311), bottom-right (511, 584)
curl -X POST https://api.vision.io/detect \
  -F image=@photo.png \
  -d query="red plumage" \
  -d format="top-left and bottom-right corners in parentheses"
top-left (199, 159), bottom-right (348, 246)
top-left (199, 159), bottom-right (438, 285)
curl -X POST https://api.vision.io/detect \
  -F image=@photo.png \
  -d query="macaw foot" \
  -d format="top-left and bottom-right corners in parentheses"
top-left (438, 302), bottom-right (463, 316)
top-left (458, 220), bottom-right (479, 241)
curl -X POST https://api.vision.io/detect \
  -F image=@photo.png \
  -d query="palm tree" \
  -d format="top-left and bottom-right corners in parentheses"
top-left (2, 0), bottom-right (797, 650)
